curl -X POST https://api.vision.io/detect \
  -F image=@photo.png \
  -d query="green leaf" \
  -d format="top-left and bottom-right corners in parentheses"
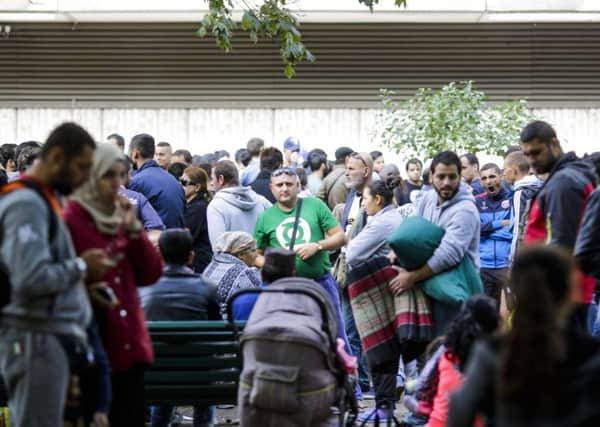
top-left (284, 63), bottom-right (295, 79)
top-left (196, 27), bottom-right (207, 38)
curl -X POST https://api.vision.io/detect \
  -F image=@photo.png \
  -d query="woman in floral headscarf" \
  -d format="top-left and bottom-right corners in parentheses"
top-left (203, 231), bottom-right (262, 317)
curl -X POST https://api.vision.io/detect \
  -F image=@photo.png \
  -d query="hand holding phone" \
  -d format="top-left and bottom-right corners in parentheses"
top-left (88, 282), bottom-right (119, 310)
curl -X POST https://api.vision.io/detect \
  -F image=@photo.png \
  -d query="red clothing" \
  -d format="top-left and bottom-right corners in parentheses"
top-left (524, 153), bottom-right (597, 304)
top-left (64, 201), bottom-right (163, 372)
top-left (428, 353), bottom-right (464, 427)
top-left (428, 353), bottom-right (483, 427)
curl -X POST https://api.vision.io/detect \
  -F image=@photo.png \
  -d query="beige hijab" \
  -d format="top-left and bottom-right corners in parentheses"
top-left (72, 142), bottom-right (124, 235)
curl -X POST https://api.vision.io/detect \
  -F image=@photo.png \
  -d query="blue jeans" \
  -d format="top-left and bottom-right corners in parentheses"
top-left (589, 299), bottom-right (600, 337)
top-left (316, 273), bottom-right (363, 399)
top-left (341, 286), bottom-right (371, 393)
top-left (150, 405), bottom-right (214, 427)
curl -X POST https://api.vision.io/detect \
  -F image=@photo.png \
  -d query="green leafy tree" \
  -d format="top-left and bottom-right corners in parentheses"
top-left (373, 81), bottom-right (537, 159)
top-left (198, 0), bottom-right (406, 78)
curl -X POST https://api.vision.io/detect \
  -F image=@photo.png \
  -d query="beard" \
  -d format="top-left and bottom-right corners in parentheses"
top-left (53, 162), bottom-right (75, 195)
top-left (436, 185), bottom-right (459, 201)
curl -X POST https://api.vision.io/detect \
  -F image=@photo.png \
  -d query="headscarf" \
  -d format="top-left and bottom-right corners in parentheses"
top-left (213, 231), bottom-right (256, 257)
top-left (71, 142), bottom-right (124, 235)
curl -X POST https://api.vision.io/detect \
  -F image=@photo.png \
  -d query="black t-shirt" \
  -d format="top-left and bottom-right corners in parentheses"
top-left (396, 181), bottom-right (423, 206)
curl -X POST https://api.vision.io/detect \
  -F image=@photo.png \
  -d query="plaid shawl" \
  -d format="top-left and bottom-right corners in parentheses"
top-left (347, 256), bottom-right (432, 367)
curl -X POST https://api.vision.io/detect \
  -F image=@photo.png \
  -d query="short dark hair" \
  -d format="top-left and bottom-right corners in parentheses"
top-left (520, 120), bottom-right (557, 144)
top-left (406, 158), bottom-right (423, 171)
top-left (295, 167), bottom-right (307, 187)
top-left (460, 153), bottom-right (479, 168)
top-left (213, 160), bottom-right (239, 185)
top-left (335, 146), bottom-right (354, 164)
top-left (41, 122), bottom-right (96, 160)
top-left (159, 229), bottom-right (194, 266)
top-left (431, 151), bottom-right (461, 176)
top-left (504, 145), bottom-right (522, 157)
top-left (260, 147), bottom-right (283, 172)
top-left (167, 162), bottom-right (187, 179)
top-left (480, 163), bottom-right (501, 174)
top-left (17, 146), bottom-right (41, 172)
top-left (305, 149), bottom-right (328, 172)
top-left (16, 141), bottom-right (41, 162)
top-left (422, 165), bottom-right (431, 184)
top-left (173, 149), bottom-right (192, 164)
top-left (506, 151), bottom-right (530, 175)
top-left (107, 133), bottom-right (125, 148)
top-left (214, 150), bottom-right (230, 160)
top-left (130, 133), bottom-right (155, 159)
top-left (247, 137), bottom-right (264, 157)
top-left (262, 248), bottom-right (296, 283)
top-left (235, 148), bottom-right (252, 167)
top-left (369, 150), bottom-right (383, 161)
top-left (0, 143), bottom-right (17, 168)
top-left (367, 177), bottom-right (400, 207)
top-left (157, 141), bottom-right (172, 150)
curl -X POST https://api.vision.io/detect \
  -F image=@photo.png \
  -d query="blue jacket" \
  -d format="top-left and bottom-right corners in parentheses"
top-left (140, 265), bottom-right (220, 321)
top-left (476, 188), bottom-right (512, 269)
top-left (128, 160), bottom-right (185, 229)
top-left (119, 186), bottom-right (165, 231)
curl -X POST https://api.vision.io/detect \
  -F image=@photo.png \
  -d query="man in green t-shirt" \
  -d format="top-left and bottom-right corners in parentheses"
top-left (253, 167), bottom-right (353, 347)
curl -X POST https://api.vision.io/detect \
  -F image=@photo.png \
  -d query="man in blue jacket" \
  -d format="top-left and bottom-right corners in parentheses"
top-left (140, 229), bottom-right (220, 427)
top-left (476, 163), bottom-right (513, 310)
top-left (128, 133), bottom-right (185, 229)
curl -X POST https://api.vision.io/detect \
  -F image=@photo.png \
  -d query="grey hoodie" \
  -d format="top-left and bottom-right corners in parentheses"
top-left (416, 183), bottom-right (480, 274)
top-left (0, 188), bottom-right (91, 341)
top-left (207, 186), bottom-right (272, 246)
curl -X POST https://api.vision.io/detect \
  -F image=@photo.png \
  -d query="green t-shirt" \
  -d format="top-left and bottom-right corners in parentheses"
top-left (254, 197), bottom-right (339, 279)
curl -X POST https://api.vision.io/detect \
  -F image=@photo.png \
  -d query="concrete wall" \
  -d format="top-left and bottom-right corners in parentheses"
top-left (0, 107), bottom-right (597, 164)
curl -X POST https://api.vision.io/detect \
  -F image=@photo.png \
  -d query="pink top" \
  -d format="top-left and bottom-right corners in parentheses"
top-left (427, 352), bottom-right (464, 427)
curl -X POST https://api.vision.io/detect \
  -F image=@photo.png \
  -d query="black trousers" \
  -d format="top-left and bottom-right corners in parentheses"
top-left (371, 359), bottom-right (399, 407)
top-left (480, 267), bottom-right (509, 311)
top-left (110, 363), bottom-right (147, 427)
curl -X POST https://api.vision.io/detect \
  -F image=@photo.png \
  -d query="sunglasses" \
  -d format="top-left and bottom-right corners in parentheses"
top-left (179, 178), bottom-right (192, 186)
top-left (272, 168), bottom-right (297, 177)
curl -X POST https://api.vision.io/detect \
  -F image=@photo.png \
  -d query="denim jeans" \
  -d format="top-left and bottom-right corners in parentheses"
top-left (340, 286), bottom-right (371, 393)
top-left (316, 273), bottom-right (364, 399)
top-left (150, 405), bottom-right (214, 427)
top-left (588, 299), bottom-right (600, 337)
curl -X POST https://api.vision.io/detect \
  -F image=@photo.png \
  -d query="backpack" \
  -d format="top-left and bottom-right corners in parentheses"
top-left (228, 278), bottom-right (356, 426)
top-left (0, 178), bottom-right (58, 308)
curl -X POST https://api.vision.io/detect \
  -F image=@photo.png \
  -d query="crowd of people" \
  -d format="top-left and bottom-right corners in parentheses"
top-left (0, 119), bottom-right (600, 427)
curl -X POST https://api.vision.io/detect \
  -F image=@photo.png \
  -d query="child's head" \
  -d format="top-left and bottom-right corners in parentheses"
top-left (444, 294), bottom-right (499, 371)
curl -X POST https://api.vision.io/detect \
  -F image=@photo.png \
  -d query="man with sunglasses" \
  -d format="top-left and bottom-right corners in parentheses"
top-left (254, 167), bottom-right (350, 340)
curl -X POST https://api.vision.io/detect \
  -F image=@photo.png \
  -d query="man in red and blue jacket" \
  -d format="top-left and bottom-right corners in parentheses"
top-left (476, 163), bottom-right (513, 310)
top-left (521, 120), bottom-right (597, 332)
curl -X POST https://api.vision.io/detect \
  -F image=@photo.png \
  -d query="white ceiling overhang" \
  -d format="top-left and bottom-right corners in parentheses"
top-left (0, 0), bottom-right (599, 23)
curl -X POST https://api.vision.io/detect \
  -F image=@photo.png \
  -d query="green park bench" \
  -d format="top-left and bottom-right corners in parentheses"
top-left (0, 320), bottom-right (245, 409)
top-left (145, 320), bottom-right (245, 407)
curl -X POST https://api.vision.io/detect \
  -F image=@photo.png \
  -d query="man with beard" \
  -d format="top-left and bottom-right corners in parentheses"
top-left (521, 120), bottom-right (598, 332)
top-left (0, 122), bottom-right (114, 427)
top-left (389, 150), bottom-right (480, 336)
top-left (476, 163), bottom-right (513, 310)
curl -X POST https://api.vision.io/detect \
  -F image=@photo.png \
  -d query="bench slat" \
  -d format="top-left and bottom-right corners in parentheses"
top-left (150, 356), bottom-right (241, 370)
top-left (147, 321), bottom-right (245, 331)
top-left (145, 369), bottom-right (240, 384)
top-left (153, 342), bottom-right (239, 356)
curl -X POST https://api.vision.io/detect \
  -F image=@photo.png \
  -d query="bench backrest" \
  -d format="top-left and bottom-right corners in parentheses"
top-left (145, 320), bottom-right (245, 406)
top-left (0, 321), bottom-right (244, 408)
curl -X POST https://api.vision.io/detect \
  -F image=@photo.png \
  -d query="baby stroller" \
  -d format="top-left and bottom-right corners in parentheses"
top-left (227, 277), bottom-right (359, 427)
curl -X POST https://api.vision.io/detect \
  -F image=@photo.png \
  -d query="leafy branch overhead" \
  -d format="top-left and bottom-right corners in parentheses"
top-left (373, 81), bottom-right (537, 159)
top-left (197, 0), bottom-right (406, 78)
